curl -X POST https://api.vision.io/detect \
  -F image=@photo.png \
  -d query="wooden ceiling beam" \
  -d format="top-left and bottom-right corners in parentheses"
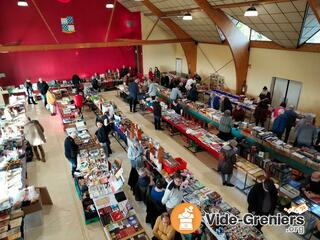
top-left (250, 40), bottom-right (320, 52)
top-left (31, 0), bottom-right (59, 44)
top-left (0, 39), bottom-right (193, 53)
top-left (308, 0), bottom-right (320, 24)
top-left (194, 0), bottom-right (250, 94)
top-left (142, 0), bottom-right (197, 74)
top-left (105, 0), bottom-right (117, 42)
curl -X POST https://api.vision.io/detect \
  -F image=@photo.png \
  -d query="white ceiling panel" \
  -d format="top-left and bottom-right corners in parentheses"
top-left (254, 23), bottom-right (271, 32)
top-left (285, 12), bottom-right (303, 22)
top-left (277, 2), bottom-right (297, 13)
top-left (271, 13), bottom-right (289, 23)
top-left (118, 0), bottom-right (151, 14)
top-left (292, 0), bottom-right (307, 11)
top-left (268, 24), bottom-right (282, 31)
top-left (278, 23), bottom-right (296, 31)
top-left (150, 0), bottom-right (198, 12)
top-left (263, 4), bottom-right (282, 14)
top-left (259, 15), bottom-right (276, 24)
top-left (172, 11), bottom-right (221, 43)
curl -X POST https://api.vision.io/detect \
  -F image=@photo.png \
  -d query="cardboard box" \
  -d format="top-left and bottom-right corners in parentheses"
top-left (22, 199), bottom-right (42, 215)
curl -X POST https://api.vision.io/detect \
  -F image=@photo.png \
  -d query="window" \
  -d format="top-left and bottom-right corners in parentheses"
top-left (306, 30), bottom-right (320, 43)
top-left (235, 21), bottom-right (251, 40)
top-left (251, 29), bottom-right (271, 41)
top-left (216, 26), bottom-right (225, 42)
top-left (228, 15), bottom-right (271, 41)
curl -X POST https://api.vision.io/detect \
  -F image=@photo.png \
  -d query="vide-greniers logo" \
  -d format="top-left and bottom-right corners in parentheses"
top-left (170, 203), bottom-right (202, 234)
top-left (171, 203), bottom-right (307, 235)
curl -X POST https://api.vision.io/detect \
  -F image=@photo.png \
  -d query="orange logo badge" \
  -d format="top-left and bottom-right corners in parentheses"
top-left (170, 203), bottom-right (202, 234)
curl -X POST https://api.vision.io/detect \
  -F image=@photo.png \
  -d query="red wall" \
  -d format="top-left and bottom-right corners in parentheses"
top-left (0, 0), bottom-right (141, 86)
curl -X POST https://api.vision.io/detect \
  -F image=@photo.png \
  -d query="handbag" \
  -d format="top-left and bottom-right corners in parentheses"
top-left (217, 152), bottom-right (225, 172)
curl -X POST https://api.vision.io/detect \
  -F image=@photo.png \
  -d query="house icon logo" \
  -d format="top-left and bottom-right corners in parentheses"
top-left (170, 203), bottom-right (202, 234)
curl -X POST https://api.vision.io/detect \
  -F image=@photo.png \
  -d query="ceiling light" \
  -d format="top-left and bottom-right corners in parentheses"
top-left (244, 6), bottom-right (258, 17)
top-left (182, 13), bottom-right (192, 21)
top-left (106, 1), bottom-right (114, 8)
top-left (18, 0), bottom-right (28, 7)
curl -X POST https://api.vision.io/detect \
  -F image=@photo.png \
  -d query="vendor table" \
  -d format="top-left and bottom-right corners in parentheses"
top-left (157, 91), bottom-right (319, 175)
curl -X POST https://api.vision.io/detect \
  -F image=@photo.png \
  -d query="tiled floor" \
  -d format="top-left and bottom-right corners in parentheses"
top-left (24, 91), bottom-right (302, 240)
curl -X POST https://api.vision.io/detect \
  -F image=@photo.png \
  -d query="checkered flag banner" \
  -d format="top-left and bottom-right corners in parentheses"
top-left (61, 16), bottom-right (75, 33)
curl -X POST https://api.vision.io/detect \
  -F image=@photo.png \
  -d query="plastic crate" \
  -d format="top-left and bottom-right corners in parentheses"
top-left (163, 157), bottom-right (187, 174)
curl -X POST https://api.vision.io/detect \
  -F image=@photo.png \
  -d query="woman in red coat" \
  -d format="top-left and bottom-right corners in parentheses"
top-left (148, 67), bottom-right (154, 80)
top-left (74, 91), bottom-right (84, 113)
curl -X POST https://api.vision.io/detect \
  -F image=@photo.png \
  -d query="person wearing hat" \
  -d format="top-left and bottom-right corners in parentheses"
top-left (218, 110), bottom-right (234, 141)
top-left (294, 114), bottom-right (317, 147)
top-left (247, 178), bottom-right (278, 231)
top-left (283, 105), bottom-right (298, 143)
top-left (64, 131), bottom-right (79, 177)
top-left (218, 140), bottom-right (238, 187)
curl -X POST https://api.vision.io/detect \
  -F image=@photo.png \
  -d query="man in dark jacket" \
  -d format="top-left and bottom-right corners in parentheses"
top-left (283, 105), bottom-right (298, 143)
top-left (120, 65), bottom-right (128, 78)
top-left (152, 97), bottom-right (162, 130)
top-left (171, 100), bottom-right (183, 115)
top-left (247, 178), bottom-right (278, 231)
top-left (64, 131), bottom-right (79, 177)
top-left (95, 120), bottom-right (111, 162)
top-left (187, 84), bottom-right (198, 102)
top-left (37, 78), bottom-right (49, 107)
top-left (92, 73), bottom-right (100, 92)
top-left (272, 110), bottom-right (287, 139)
top-left (72, 74), bottom-right (81, 90)
top-left (128, 79), bottom-right (139, 112)
top-left (25, 78), bottom-right (37, 105)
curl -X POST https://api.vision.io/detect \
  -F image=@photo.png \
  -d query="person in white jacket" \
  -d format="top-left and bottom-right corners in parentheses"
top-left (185, 77), bottom-right (196, 92)
top-left (161, 173), bottom-right (183, 214)
top-left (147, 79), bottom-right (158, 100)
top-left (127, 138), bottom-right (144, 190)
